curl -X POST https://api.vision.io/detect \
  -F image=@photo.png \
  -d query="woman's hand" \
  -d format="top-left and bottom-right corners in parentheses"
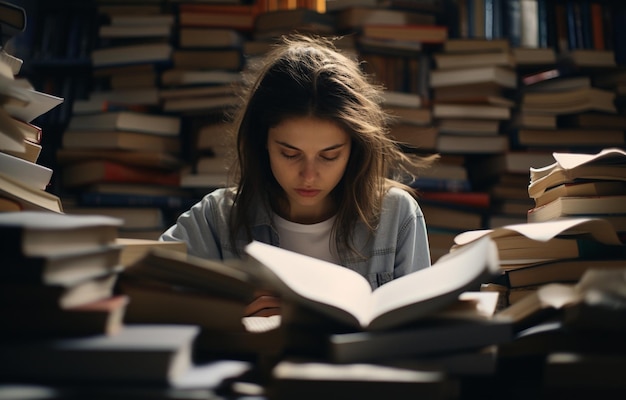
top-left (244, 290), bottom-right (281, 317)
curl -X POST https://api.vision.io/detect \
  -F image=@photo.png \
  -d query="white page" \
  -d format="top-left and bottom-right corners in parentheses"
top-left (4, 86), bottom-right (63, 123)
top-left (245, 241), bottom-right (373, 327)
top-left (369, 236), bottom-right (499, 326)
top-left (454, 217), bottom-right (622, 246)
top-left (553, 147), bottom-right (626, 170)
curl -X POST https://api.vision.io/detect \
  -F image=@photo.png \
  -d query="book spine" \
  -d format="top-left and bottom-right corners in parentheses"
top-left (485, 0), bottom-right (494, 39)
top-left (590, 1), bottom-right (605, 50)
top-left (492, 0), bottom-right (504, 38)
top-left (410, 177), bottom-right (473, 192)
top-left (565, 1), bottom-right (578, 50)
top-left (578, 0), bottom-right (593, 49)
top-left (611, 4), bottom-right (626, 65)
top-left (103, 163), bottom-right (181, 187)
top-left (457, 0), bottom-right (470, 38)
top-left (520, 0), bottom-right (539, 48)
top-left (79, 192), bottom-right (196, 209)
top-left (505, 0), bottom-right (522, 47)
top-left (466, 0), bottom-right (475, 38)
top-left (473, 0), bottom-right (486, 38)
top-left (554, 1), bottom-right (570, 53)
top-left (537, 0), bottom-right (549, 47)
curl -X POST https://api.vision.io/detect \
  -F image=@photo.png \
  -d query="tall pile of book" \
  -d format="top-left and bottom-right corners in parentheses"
top-left (0, 2), bottom-right (64, 214)
top-left (165, 1), bottom-right (252, 194)
top-left (57, 3), bottom-right (192, 240)
top-left (409, 38), bottom-right (517, 260)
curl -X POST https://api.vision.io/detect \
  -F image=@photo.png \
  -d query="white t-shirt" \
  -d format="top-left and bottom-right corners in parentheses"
top-left (273, 214), bottom-right (339, 264)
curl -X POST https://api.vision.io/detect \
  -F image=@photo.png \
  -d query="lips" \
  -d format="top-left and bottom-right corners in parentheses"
top-left (295, 189), bottom-right (321, 197)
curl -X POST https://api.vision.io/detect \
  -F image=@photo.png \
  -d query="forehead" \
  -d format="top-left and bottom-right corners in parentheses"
top-left (268, 117), bottom-right (350, 148)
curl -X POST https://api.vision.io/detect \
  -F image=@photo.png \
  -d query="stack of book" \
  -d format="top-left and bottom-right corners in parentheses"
top-left (453, 217), bottom-right (626, 306)
top-left (383, 90), bottom-right (437, 152)
top-left (0, 6), bottom-right (64, 214)
top-left (58, 110), bottom-right (187, 239)
top-left (0, 211), bottom-right (126, 338)
top-left (354, 11), bottom-right (445, 97)
top-left (90, 6), bottom-right (174, 73)
top-left (514, 56), bottom-right (625, 150)
top-left (527, 148), bottom-right (626, 236)
top-left (116, 247), bottom-right (258, 359)
top-left (180, 120), bottom-right (235, 193)
top-left (0, 210), bottom-right (252, 391)
top-left (471, 151), bottom-right (556, 228)
top-left (495, 268), bottom-right (626, 398)
top-left (162, 11), bottom-right (244, 115)
top-left (56, 4), bottom-right (191, 239)
top-left (430, 38), bottom-right (515, 155)
top-left (252, 8), bottom-right (336, 42)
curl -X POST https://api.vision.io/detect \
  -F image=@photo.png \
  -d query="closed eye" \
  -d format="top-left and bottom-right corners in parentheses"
top-left (320, 154), bottom-right (340, 161)
top-left (281, 151), bottom-right (300, 160)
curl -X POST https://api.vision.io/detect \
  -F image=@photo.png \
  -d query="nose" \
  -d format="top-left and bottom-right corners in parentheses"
top-left (300, 159), bottom-right (317, 182)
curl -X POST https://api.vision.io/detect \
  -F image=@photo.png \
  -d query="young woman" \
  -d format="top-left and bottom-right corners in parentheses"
top-left (160, 34), bottom-right (437, 315)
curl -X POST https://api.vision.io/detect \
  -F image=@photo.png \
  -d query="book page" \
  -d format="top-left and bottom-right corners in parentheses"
top-left (4, 85), bottom-right (63, 123)
top-left (552, 147), bottom-right (626, 170)
top-left (368, 236), bottom-right (500, 330)
top-left (245, 241), bottom-right (373, 328)
top-left (454, 218), bottom-right (622, 246)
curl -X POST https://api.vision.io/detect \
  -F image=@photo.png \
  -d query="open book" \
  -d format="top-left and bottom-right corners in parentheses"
top-left (244, 236), bottom-right (500, 331)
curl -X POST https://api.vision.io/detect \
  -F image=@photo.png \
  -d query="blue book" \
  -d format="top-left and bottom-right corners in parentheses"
top-left (579, 0), bottom-right (593, 49)
top-left (566, 0), bottom-right (578, 49)
top-left (485, 0), bottom-right (495, 39)
top-left (409, 177), bottom-right (472, 193)
top-left (79, 192), bottom-right (198, 210)
top-left (505, 0), bottom-right (522, 47)
top-left (537, 0), bottom-right (549, 47)
top-left (492, 0), bottom-right (505, 38)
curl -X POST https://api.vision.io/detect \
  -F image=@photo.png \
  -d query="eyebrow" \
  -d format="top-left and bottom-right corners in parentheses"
top-left (274, 140), bottom-right (347, 152)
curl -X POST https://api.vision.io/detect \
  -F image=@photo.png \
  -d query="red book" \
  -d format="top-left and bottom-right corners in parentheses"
top-left (61, 160), bottom-right (180, 188)
top-left (590, 2), bottom-right (605, 50)
top-left (420, 191), bottom-right (491, 209)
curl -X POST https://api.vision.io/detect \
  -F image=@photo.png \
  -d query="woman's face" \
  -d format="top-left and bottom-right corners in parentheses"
top-left (267, 116), bottom-right (351, 224)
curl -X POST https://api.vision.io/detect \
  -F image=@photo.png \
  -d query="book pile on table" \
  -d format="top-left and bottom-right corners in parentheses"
top-left (454, 217), bottom-right (626, 306)
top-left (448, 148), bottom-right (626, 398)
top-left (496, 268), bottom-right (626, 398)
top-left (0, 211), bottom-right (250, 395)
top-left (527, 148), bottom-right (626, 237)
top-left (0, 211), bottom-right (126, 339)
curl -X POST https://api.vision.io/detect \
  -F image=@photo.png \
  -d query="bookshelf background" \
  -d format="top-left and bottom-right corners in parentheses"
top-left (7, 0), bottom-right (626, 250)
